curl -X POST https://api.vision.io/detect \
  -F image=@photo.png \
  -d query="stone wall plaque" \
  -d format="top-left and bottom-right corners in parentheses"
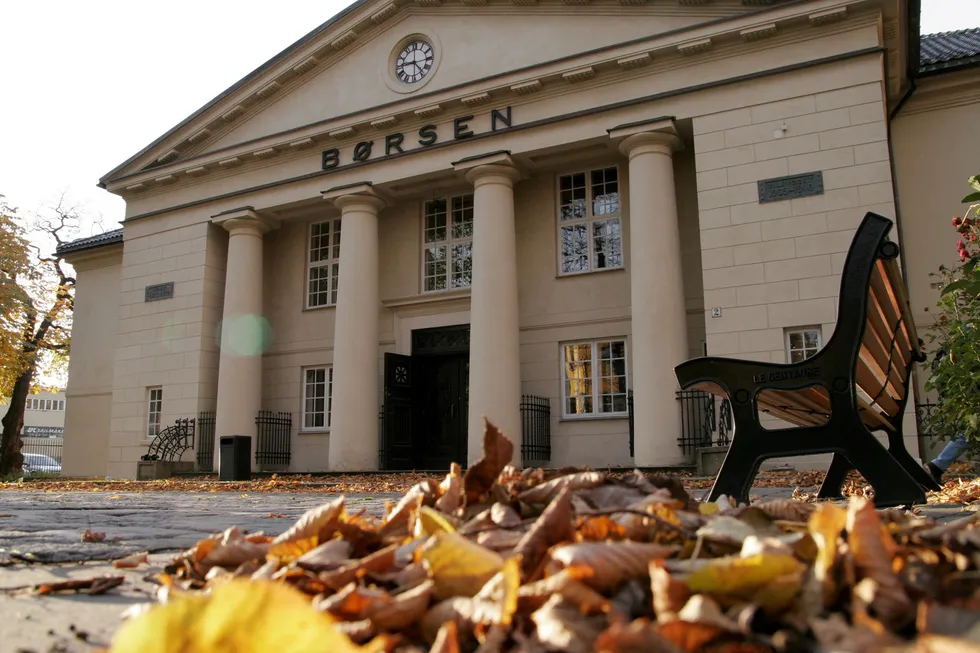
top-left (757, 171), bottom-right (824, 203)
top-left (145, 282), bottom-right (175, 302)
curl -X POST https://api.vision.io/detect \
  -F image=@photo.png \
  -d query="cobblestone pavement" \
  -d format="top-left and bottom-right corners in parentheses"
top-left (0, 487), bottom-right (972, 653)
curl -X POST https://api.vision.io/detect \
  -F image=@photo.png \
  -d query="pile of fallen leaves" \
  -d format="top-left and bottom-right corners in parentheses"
top-left (107, 421), bottom-right (980, 653)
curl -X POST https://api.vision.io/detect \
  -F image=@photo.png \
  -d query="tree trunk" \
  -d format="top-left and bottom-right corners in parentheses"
top-left (0, 367), bottom-right (34, 476)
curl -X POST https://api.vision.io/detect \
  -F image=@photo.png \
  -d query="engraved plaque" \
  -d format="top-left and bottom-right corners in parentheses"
top-left (145, 282), bottom-right (174, 302)
top-left (757, 171), bottom-right (824, 203)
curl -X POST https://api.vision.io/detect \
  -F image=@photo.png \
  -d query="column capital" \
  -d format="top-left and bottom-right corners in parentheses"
top-left (453, 151), bottom-right (522, 186)
top-left (608, 117), bottom-right (683, 158)
top-left (322, 182), bottom-right (388, 212)
top-left (211, 207), bottom-right (280, 236)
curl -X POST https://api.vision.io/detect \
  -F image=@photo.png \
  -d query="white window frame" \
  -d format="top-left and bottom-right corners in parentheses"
top-left (560, 339), bottom-right (630, 419)
top-left (306, 219), bottom-right (342, 309)
top-left (556, 165), bottom-right (624, 277)
top-left (146, 387), bottom-right (163, 439)
top-left (785, 327), bottom-right (823, 363)
top-left (301, 366), bottom-right (333, 433)
top-left (421, 194), bottom-right (474, 293)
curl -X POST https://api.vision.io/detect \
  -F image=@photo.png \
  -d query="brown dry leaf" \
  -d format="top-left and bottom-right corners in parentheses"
top-left (430, 621), bottom-right (461, 653)
top-left (808, 613), bottom-right (897, 653)
top-left (531, 595), bottom-right (608, 653)
top-left (463, 419), bottom-right (515, 506)
top-left (514, 486), bottom-right (575, 580)
top-left (368, 579), bottom-right (435, 631)
top-left (81, 529), bottom-right (106, 543)
top-left (650, 560), bottom-right (691, 623)
top-left (321, 543), bottom-right (399, 591)
top-left (594, 619), bottom-right (683, 653)
top-left (752, 499), bottom-right (815, 523)
top-left (517, 471), bottom-right (606, 504)
top-left (490, 503), bottom-right (521, 528)
top-left (917, 602), bottom-right (980, 638)
top-left (549, 541), bottom-right (678, 590)
top-left (421, 530), bottom-right (505, 599)
top-left (613, 493), bottom-right (687, 542)
top-left (914, 635), bottom-right (980, 653)
top-left (846, 496), bottom-right (913, 629)
top-left (421, 596), bottom-right (506, 643)
top-left (696, 516), bottom-right (760, 548)
top-left (381, 480), bottom-right (439, 537)
top-left (36, 576), bottom-right (125, 595)
top-left (474, 625), bottom-right (509, 653)
top-left (417, 506), bottom-right (458, 537)
top-left (271, 496), bottom-right (345, 545)
top-left (201, 527), bottom-right (271, 570)
top-left (113, 551), bottom-right (149, 569)
top-left (316, 582), bottom-right (386, 620)
top-left (476, 529), bottom-right (524, 552)
top-left (295, 539), bottom-right (352, 572)
top-left (658, 620), bottom-right (728, 653)
top-left (518, 568), bottom-right (610, 614)
top-left (435, 463), bottom-right (463, 514)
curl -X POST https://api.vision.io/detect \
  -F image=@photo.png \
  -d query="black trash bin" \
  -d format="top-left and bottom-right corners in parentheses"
top-left (219, 436), bottom-right (251, 481)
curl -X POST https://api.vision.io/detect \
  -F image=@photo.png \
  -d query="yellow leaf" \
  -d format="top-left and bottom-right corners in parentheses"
top-left (109, 579), bottom-right (380, 653)
top-left (698, 503), bottom-right (719, 516)
top-left (422, 530), bottom-right (504, 599)
top-left (685, 553), bottom-right (805, 612)
top-left (418, 506), bottom-right (457, 536)
top-left (808, 503), bottom-right (847, 607)
top-left (268, 535), bottom-right (319, 564)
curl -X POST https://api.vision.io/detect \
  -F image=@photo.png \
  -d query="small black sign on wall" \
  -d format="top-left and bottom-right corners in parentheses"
top-left (145, 282), bottom-right (174, 302)
top-left (758, 171), bottom-right (824, 203)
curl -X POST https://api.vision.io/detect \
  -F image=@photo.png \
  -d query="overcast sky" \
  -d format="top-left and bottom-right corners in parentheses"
top-left (2, 0), bottom-right (978, 238)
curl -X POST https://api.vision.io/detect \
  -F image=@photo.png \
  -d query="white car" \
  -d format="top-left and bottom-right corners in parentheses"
top-left (22, 453), bottom-right (61, 475)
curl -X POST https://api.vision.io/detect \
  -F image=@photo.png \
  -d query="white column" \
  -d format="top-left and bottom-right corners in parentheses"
top-left (610, 120), bottom-right (688, 467)
top-left (212, 208), bottom-right (279, 471)
top-left (322, 184), bottom-right (386, 471)
top-left (454, 153), bottom-right (522, 464)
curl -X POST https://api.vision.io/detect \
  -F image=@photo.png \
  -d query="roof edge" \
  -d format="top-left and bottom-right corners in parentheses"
top-left (57, 228), bottom-right (124, 256)
top-left (97, 0), bottom-right (371, 188)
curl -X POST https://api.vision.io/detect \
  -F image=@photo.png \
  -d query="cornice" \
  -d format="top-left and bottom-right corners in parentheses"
top-left (896, 68), bottom-right (980, 116)
top-left (106, 0), bottom-right (883, 199)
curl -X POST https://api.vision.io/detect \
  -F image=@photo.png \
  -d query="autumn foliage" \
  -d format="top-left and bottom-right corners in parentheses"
top-left (107, 421), bottom-right (980, 653)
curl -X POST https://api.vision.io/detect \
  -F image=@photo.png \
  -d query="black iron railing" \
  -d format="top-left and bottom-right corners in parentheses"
top-left (141, 418), bottom-right (195, 462)
top-left (915, 402), bottom-right (940, 436)
top-left (22, 438), bottom-right (63, 464)
top-left (197, 410), bottom-right (216, 472)
top-left (520, 395), bottom-right (551, 466)
top-left (255, 411), bottom-right (291, 466)
top-left (676, 390), bottom-right (716, 458)
top-left (628, 390), bottom-right (634, 457)
top-left (717, 397), bottom-right (733, 445)
top-left (378, 406), bottom-right (386, 471)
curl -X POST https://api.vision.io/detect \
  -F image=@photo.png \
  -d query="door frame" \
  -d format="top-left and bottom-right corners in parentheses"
top-left (394, 310), bottom-right (470, 355)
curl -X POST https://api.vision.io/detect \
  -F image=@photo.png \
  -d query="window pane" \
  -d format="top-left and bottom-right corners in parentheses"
top-left (788, 332), bottom-right (803, 350)
top-left (804, 330), bottom-right (820, 349)
top-left (451, 242), bottom-right (473, 288)
top-left (424, 246), bottom-right (448, 291)
top-left (425, 200), bottom-right (448, 243)
top-left (451, 195), bottom-right (474, 239)
top-left (596, 340), bottom-right (627, 414)
top-left (309, 222), bottom-right (331, 263)
top-left (592, 167), bottom-right (620, 216)
top-left (790, 350), bottom-right (806, 363)
top-left (593, 218), bottom-right (623, 269)
top-left (560, 224), bottom-right (589, 274)
top-left (558, 173), bottom-right (587, 222)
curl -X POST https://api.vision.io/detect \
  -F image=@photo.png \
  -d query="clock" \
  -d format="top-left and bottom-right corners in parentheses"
top-left (394, 40), bottom-right (435, 84)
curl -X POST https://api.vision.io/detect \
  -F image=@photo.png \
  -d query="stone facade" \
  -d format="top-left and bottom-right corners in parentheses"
top-left (57, 0), bottom-right (979, 478)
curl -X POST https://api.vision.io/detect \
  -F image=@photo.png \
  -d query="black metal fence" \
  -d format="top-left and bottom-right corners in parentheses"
top-left (255, 411), bottom-right (292, 466)
top-left (677, 390), bottom-right (716, 458)
top-left (197, 410), bottom-right (216, 472)
top-left (520, 395), bottom-right (551, 466)
top-left (141, 418), bottom-right (195, 462)
top-left (22, 439), bottom-right (63, 464)
top-left (628, 390), bottom-right (634, 457)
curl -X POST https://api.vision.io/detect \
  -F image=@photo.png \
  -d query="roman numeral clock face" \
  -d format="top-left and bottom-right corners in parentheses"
top-left (395, 40), bottom-right (434, 84)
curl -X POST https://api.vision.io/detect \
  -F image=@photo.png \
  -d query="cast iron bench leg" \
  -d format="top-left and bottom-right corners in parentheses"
top-left (819, 439), bottom-right (940, 498)
top-left (706, 436), bottom-right (765, 506)
top-left (829, 424), bottom-right (925, 507)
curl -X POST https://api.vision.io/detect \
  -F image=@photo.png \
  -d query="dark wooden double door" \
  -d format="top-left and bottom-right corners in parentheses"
top-left (382, 325), bottom-right (469, 471)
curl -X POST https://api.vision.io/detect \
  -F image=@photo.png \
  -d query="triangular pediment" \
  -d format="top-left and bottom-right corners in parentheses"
top-left (102, 0), bottom-right (792, 188)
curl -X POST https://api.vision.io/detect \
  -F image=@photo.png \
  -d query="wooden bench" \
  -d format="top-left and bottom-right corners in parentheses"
top-left (674, 212), bottom-right (940, 508)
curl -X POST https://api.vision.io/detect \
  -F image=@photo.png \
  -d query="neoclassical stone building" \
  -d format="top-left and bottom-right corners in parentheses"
top-left (58, 0), bottom-right (980, 478)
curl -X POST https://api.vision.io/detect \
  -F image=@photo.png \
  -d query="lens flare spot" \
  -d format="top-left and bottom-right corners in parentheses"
top-left (217, 314), bottom-right (272, 357)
